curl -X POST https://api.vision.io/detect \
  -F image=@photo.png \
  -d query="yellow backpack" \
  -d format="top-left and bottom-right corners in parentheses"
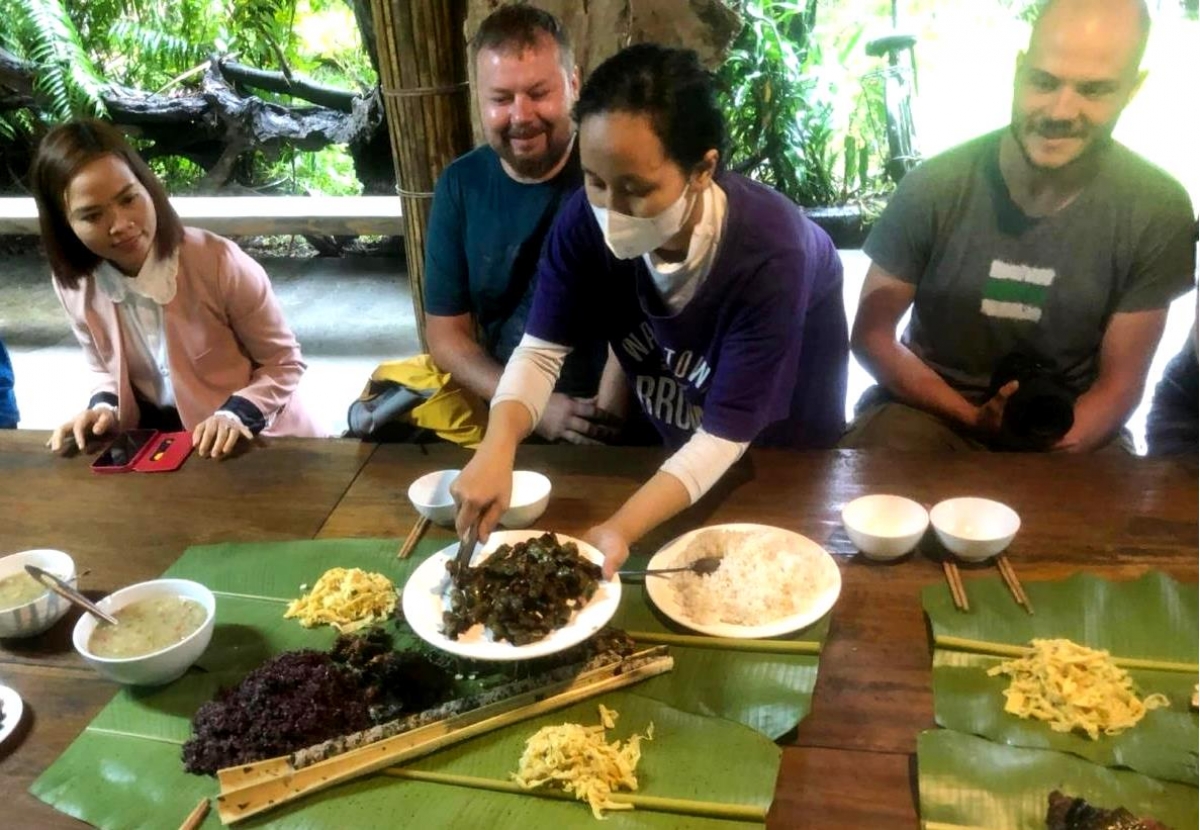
top-left (346, 355), bottom-right (487, 447)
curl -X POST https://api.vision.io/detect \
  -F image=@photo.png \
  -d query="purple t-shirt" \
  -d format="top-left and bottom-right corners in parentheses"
top-left (526, 172), bottom-right (848, 449)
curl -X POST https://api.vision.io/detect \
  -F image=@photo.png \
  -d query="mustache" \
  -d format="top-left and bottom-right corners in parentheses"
top-left (504, 126), bottom-right (545, 141)
top-left (1029, 119), bottom-right (1088, 139)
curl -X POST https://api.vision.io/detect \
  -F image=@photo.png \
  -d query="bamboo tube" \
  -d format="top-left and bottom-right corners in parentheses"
top-left (934, 634), bottom-right (1200, 673)
top-left (216, 655), bottom-right (674, 824)
top-left (626, 630), bottom-right (822, 655)
top-left (217, 648), bottom-right (670, 790)
top-left (369, 0), bottom-right (471, 349)
top-left (381, 768), bottom-right (769, 822)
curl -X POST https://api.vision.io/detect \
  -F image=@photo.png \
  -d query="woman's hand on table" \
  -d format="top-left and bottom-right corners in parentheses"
top-left (192, 414), bottom-right (253, 460)
top-left (585, 523), bottom-right (632, 579)
top-left (47, 407), bottom-right (116, 454)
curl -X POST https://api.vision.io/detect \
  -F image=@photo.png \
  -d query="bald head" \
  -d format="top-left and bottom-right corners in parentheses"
top-left (1030, 0), bottom-right (1150, 78)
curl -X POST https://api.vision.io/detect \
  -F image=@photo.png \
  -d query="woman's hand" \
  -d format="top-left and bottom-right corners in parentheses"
top-left (193, 414), bottom-right (253, 459)
top-left (47, 408), bottom-right (116, 454)
top-left (584, 523), bottom-right (632, 579)
top-left (451, 446), bottom-right (516, 543)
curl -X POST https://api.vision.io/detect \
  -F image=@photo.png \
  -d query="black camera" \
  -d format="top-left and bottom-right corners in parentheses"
top-left (987, 353), bottom-right (1076, 450)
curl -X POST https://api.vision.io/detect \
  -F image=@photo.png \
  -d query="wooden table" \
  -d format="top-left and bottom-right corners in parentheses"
top-left (0, 432), bottom-right (374, 828)
top-left (2, 436), bottom-right (1196, 828)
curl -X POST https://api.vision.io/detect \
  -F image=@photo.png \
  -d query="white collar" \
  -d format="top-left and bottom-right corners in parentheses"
top-left (95, 247), bottom-right (180, 305)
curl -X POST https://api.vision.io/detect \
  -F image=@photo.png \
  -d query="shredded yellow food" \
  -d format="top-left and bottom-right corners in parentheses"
top-left (512, 704), bottom-right (654, 819)
top-left (986, 638), bottom-right (1170, 739)
top-left (283, 567), bottom-right (397, 633)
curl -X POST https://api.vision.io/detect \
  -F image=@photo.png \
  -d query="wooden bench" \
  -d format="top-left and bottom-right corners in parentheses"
top-left (0, 195), bottom-right (403, 237)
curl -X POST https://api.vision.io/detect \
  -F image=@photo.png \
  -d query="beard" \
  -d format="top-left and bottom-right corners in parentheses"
top-left (495, 125), bottom-right (573, 181)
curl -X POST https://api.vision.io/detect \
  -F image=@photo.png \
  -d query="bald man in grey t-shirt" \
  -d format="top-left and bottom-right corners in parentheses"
top-left (843, 0), bottom-right (1195, 453)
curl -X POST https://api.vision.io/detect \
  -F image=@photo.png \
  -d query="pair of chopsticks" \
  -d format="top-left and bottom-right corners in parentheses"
top-left (942, 561), bottom-right (969, 612)
top-left (396, 515), bottom-right (431, 559)
top-left (942, 556), bottom-right (1032, 615)
top-left (996, 555), bottom-right (1033, 614)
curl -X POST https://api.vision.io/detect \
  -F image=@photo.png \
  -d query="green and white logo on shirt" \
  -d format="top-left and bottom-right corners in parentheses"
top-left (981, 259), bottom-right (1054, 322)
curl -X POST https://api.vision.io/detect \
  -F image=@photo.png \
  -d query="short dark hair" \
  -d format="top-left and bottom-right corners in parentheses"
top-left (470, 4), bottom-right (573, 71)
top-left (29, 118), bottom-right (183, 289)
top-left (574, 44), bottom-right (726, 172)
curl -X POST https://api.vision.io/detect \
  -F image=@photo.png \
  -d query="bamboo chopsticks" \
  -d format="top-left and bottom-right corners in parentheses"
top-left (942, 561), bottom-right (969, 612)
top-left (397, 514), bottom-right (431, 559)
top-left (381, 768), bottom-right (769, 822)
top-left (944, 557), bottom-right (1031, 614)
top-left (995, 555), bottom-right (1033, 614)
top-left (625, 630), bottom-right (822, 655)
top-left (178, 798), bottom-right (209, 830)
top-left (934, 634), bottom-right (1200, 674)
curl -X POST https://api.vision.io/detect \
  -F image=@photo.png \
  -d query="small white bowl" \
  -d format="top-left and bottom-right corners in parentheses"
top-left (930, 497), bottom-right (1021, 562)
top-left (408, 470), bottom-right (459, 527)
top-left (0, 549), bottom-right (76, 638)
top-left (841, 495), bottom-right (929, 561)
top-left (501, 471), bottom-right (552, 528)
top-left (408, 469), bottom-right (551, 529)
top-left (72, 579), bottom-right (215, 686)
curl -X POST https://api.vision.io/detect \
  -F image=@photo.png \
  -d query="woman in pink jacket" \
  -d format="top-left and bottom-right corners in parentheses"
top-left (31, 119), bottom-right (322, 458)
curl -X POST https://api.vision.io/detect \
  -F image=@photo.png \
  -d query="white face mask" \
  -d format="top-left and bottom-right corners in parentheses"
top-left (590, 185), bottom-right (695, 260)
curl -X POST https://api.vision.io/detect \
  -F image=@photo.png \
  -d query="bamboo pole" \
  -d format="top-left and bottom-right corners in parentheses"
top-left (934, 635), bottom-right (1200, 674)
top-left (370, 0), bottom-right (472, 350)
top-left (382, 768), bottom-right (770, 822)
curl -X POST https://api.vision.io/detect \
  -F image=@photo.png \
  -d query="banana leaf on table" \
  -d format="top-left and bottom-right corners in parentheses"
top-left (609, 572), bottom-right (828, 740)
top-left (31, 537), bottom-right (804, 830)
top-left (917, 729), bottom-right (1197, 830)
top-left (922, 572), bottom-right (1198, 783)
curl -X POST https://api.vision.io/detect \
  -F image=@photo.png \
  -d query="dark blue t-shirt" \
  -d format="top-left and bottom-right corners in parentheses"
top-left (526, 172), bottom-right (848, 449)
top-left (423, 144), bottom-right (605, 397)
top-left (0, 336), bottom-right (18, 428)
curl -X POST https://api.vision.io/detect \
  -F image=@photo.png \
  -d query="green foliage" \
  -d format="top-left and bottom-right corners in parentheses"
top-left (0, 0), bottom-right (107, 141)
top-left (1, 0), bottom-right (375, 194)
top-left (718, 0), bottom-right (897, 207)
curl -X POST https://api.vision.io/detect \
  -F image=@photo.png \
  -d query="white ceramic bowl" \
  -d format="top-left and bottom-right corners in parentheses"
top-left (841, 495), bottom-right (929, 561)
top-left (0, 549), bottom-right (76, 638)
top-left (930, 497), bottom-right (1021, 562)
top-left (72, 579), bottom-right (215, 686)
top-left (408, 470), bottom-right (459, 527)
top-left (501, 471), bottom-right (552, 528)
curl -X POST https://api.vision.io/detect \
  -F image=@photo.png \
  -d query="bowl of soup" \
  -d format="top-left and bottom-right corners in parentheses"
top-left (72, 579), bottom-right (215, 686)
top-left (0, 549), bottom-right (76, 638)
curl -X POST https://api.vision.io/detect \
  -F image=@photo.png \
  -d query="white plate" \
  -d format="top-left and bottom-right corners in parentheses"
top-left (644, 523), bottom-right (841, 638)
top-left (0, 684), bottom-right (24, 746)
top-left (401, 530), bottom-right (621, 661)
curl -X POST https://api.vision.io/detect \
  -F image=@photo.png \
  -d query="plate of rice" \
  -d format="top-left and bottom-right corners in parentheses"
top-left (644, 524), bottom-right (841, 638)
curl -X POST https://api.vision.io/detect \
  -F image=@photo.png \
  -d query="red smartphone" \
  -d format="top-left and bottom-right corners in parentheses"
top-left (90, 430), bottom-right (192, 474)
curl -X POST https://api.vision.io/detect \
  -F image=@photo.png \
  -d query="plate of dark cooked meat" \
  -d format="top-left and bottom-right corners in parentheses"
top-left (401, 530), bottom-right (622, 661)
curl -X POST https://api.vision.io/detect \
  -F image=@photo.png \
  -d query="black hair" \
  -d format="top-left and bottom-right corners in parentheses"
top-left (574, 43), bottom-right (725, 172)
top-left (470, 3), bottom-right (573, 70)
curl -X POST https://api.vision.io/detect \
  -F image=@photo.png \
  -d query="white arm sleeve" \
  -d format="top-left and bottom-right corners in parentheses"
top-left (659, 428), bottom-right (749, 504)
top-left (492, 334), bottom-right (571, 427)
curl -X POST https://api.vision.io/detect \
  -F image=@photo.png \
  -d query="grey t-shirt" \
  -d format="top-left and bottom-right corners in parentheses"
top-left (864, 129), bottom-right (1196, 400)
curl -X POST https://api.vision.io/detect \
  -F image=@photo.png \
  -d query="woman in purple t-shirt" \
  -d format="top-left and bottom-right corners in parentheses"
top-left (452, 44), bottom-right (848, 574)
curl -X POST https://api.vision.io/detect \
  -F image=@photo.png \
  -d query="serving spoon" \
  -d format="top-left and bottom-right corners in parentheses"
top-left (24, 565), bottom-right (119, 626)
top-left (619, 556), bottom-right (723, 578)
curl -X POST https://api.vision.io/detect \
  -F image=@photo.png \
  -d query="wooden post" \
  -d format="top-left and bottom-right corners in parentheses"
top-left (370, 0), bottom-right (472, 351)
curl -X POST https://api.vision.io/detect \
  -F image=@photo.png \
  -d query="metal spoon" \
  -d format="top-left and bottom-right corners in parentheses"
top-left (619, 556), bottom-right (724, 578)
top-left (24, 565), bottom-right (119, 626)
